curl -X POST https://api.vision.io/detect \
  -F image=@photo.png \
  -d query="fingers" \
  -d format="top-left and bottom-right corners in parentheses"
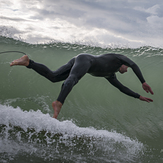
top-left (147, 88), bottom-right (154, 95)
top-left (149, 87), bottom-right (154, 95)
top-left (145, 98), bottom-right (153, 103)
top-left (145, 89), bottom-right (149, 93)
top-left (143, 98), bottom-right (151, 103)
top-left (139, 96), bottom-right (153, 103)
top-left (142, 83), bottom-right (154, 95)
top-left (145, 86), bottom-right (153, 95)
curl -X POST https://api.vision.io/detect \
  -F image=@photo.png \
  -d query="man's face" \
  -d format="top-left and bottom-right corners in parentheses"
top-left (119, 65), bottom-right (128, 74)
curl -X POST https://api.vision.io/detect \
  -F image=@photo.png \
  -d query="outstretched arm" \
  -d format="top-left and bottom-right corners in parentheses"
top-left (118, 55), bottom-right (154, 102)
top-left (106, 75), bottom-right (140, 98)
top-left (106, 75), bottom-right (153, 103)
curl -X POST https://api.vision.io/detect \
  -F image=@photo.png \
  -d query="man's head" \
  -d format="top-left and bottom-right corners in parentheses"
top-left (119, 65), bottom-right (128, 74)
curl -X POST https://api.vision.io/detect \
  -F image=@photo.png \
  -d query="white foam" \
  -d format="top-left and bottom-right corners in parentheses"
top-left (0, 104), bottom-right (144, 162)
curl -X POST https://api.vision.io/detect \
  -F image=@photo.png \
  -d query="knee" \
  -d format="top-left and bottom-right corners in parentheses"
top-left (47, 72), bottom-right (59, 83)
top-left (50, 77), bottom-right (57, 83)
top-left (47, 75), bottom-right (57, 83)
top-left (63, 75), bottom-right (79, 87)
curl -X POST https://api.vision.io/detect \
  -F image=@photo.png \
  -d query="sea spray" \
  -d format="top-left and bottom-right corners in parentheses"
top-left (0, 104), bottom-right (144, 162)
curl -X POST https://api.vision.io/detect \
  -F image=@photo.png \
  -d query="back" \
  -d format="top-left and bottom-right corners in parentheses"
top-left (88, 53), bottom-right (128, 77)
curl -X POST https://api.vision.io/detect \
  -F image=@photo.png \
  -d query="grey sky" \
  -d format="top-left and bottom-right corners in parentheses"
top-left (0, 0), bottom-right (163, 47)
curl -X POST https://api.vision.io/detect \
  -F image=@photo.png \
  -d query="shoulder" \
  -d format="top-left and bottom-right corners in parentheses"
top-left (116, 54), bottom-right (135, 66)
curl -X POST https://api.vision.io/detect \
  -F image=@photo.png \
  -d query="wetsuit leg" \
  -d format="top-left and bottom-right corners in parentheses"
top-left (27, 58), bottom-right (75, 82)
top-left (57, 55), bottom-right (92, 104)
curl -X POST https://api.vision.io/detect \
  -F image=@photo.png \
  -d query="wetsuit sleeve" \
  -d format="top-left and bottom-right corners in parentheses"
top-left (119, 55), bottom-right (145, 84)
top-left (106, 75), bottom-right (140, 98)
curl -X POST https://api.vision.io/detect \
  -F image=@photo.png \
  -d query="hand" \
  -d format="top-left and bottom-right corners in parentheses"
top-left (142, 82), bottom-right (154, 94)
top-left (139, 95), bottom-right (153, 103)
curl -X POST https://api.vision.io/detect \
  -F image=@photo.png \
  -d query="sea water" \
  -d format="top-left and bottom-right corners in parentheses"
top-left (0, 36), bottom-right (163, 163)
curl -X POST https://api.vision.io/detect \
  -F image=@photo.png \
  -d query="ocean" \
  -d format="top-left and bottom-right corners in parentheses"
top-left (0, 36), bottom-right (163, 163)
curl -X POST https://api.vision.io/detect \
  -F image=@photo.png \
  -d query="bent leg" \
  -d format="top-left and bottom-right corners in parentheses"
top-left (27, 58), bottom-right (75, 82)
top-left (52, 55), bottom-right (92, 118)
top-left (10, 55), bottom-right (75, 83)
top-left (57, 55), bottom-right (92, 104)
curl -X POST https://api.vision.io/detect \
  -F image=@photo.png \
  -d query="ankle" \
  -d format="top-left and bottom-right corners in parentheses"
top-left (26, 59), bottom-right (32, 67)
top-left (53, 101), bottom-right (62, 107)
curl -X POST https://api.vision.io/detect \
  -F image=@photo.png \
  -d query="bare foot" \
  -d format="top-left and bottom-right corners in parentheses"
top-left (52, 101), bottom-right (62, 119)
top-left (10, 55), bottom-right (29, 67)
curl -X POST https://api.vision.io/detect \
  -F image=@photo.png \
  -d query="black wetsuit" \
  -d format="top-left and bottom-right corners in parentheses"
top-left (27, 53), bottom-right (145, 104)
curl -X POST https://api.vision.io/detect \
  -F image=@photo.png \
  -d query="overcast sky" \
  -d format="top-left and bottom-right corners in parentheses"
top-left (0, 0), bottom-right (163, 48)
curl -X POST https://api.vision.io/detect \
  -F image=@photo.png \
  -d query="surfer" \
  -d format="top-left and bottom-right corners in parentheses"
top-left (10, 53), bottom-right (153, 119)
